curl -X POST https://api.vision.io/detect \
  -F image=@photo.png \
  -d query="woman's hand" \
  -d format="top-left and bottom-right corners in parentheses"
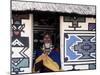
top-left (42, 53), bottom-right (48, 61)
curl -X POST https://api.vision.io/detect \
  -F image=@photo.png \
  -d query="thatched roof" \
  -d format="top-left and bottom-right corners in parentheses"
top-left (12, 0), bottom-right (96, 15)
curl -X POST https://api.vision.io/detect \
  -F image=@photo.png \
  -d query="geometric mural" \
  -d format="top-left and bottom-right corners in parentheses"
top-left (74, 36), bottom-right (96, 59)
top-left (63, 15), bottom-right (96, 71)
top-left (11, 19), bottom-right (30, 74)
top-left (64, 16), bottom-right (86, 30)
top-left (64, 32), bottom-right (96, 71)
top-left (11, 15), bottom-right (96, 74)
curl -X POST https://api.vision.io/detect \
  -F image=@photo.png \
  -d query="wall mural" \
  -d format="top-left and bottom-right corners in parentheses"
top-left (63, 16), bottom-right (96, 71)
top-left (11, 14), bottom-right (96, 74)
top-left (11, 16), bottom-right (30, 74)
top-left (64, 16), bottom-right (86, 30)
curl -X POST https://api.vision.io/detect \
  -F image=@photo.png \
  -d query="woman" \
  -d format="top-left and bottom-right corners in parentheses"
top-left (34, 32), bottom-right (61, 73)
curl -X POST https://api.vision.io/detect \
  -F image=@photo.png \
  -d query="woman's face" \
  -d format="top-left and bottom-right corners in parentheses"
top-left (43, 34), bottom-right (52, 43)
top-left (43, 34), bottom-right (52, 48)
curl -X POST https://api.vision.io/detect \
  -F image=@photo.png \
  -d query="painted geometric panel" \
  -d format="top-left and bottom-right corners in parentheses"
top-left (11, 24), bottom-right (29, 74)
top-left (63, 31), bottom-right (96, 71)
top-left (64, 16), bottom-right (86, 30)
top-left (11, 14), bottom-right (33, 74)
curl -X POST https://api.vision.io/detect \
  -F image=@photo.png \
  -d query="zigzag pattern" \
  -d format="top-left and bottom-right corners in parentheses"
top-left (19, 47), bottom-right (29, 58)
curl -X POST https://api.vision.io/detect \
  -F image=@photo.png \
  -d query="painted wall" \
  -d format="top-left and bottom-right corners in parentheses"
top-left (11, 13), bottom-right (96, 74)
top-left (11, 14), bottom-right (33, 74)
top-left (60, 16), bottom-right (95, 30)
top-left (60, 15), bottom-right (96, 71)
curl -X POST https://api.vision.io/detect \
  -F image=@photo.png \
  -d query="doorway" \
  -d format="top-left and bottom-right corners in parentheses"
top-left (32, 11), bottom-right (60, 70)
